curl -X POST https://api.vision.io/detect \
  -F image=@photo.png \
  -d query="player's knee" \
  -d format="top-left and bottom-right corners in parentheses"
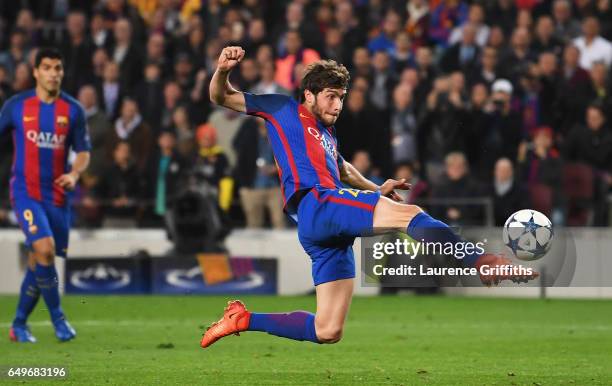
top-left (32, 242), bottom-right (55, 265)
top-left (316, 325), bottom-right (343, 344)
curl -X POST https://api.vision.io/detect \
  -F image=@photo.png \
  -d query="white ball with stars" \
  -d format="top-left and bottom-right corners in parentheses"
top-left (502, 209), bottom-right (553, 261)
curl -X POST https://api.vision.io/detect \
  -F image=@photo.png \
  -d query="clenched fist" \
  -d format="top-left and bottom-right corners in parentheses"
top-left (217, 46), bottom-right (245, 72)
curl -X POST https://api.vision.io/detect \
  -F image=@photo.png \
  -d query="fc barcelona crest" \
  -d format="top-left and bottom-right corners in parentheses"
top-left (56, 116), bottom-right (68, 128)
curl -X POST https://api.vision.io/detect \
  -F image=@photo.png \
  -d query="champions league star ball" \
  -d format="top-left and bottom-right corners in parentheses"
top-left (503, 209), bottom-right (553, 261)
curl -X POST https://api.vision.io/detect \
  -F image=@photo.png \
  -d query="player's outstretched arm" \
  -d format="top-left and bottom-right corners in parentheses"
top-left (340, 161), bottom-right (410, 202)
top-left (209, 46), bottom-right (246, 113)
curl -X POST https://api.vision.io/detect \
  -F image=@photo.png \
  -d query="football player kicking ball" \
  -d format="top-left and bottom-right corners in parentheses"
top-left (201, 46), bottom-right (537, 348)
top-left (0, 48), bottom-right (91, 342)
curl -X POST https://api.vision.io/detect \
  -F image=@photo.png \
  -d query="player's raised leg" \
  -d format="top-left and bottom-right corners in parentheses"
top-left (372, 196), bottom-right (538, 285)
top-left (10, 253), bottom-right (40, 343)
top-left (200, 278), bottom-right (353, 348)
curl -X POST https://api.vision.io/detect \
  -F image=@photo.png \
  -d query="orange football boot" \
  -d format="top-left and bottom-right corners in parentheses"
top-left (200, 300), bottom-right (251, 348)
top-left (475, 254), bottom-right (539, 286)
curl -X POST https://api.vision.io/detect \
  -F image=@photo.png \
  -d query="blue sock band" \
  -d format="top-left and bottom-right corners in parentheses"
top-left (13, 268), bottom-right (40, 326)
top-left (248, 311), bottom-right (319, 343)
top-left (34, 264), bottom-right (64, 322)
top-left (406, 212), bottom-right (481, 266)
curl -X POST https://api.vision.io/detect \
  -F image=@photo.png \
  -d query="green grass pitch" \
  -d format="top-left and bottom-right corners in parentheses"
top-left (1, 295), bottom-right (611, 385)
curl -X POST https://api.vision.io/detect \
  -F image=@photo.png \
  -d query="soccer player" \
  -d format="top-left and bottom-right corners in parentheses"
top-left (0, 48), bottom-right (91, 342)
top-left (200, 46), bottom-right (537, 348)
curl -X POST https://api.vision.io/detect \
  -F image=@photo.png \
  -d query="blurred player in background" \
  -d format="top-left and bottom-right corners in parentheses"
top-left (0, 48), bottom-right (91, 343)
top-left (201, 46), bottom-right (537, 349)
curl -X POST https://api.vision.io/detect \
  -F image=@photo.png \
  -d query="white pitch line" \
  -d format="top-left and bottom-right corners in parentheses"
top-left (0, 320), bottom-right (203, 328)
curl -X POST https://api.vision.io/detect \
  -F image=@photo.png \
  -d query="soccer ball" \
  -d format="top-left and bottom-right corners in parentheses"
top-left (502, 209), bottom-right (553, 261)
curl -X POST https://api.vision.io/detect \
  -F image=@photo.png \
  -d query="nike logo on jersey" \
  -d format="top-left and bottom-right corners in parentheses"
top-left (23, 116), bottom-right (36, 122)
top-left (299, 113), bottom-right (309, 118)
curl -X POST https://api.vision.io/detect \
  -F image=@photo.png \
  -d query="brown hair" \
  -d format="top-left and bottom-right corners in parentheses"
top-left (299, 60), bottom-right (350, 102)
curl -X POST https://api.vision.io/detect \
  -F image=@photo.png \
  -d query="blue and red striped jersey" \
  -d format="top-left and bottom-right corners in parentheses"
top-left (244, 93), bottom-right (344, 214)
top-left (0, 90), bottom-right (91, 207)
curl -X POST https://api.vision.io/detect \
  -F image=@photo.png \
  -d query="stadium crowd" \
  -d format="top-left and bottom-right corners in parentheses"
top-left (1, 0), bottom-right (612, 229)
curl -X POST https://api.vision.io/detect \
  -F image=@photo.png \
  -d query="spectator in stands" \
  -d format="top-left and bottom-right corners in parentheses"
top-left (429, 0), bottom-right (469, 48)
top-left (61, 10), bottom-right (94, 94)
top-left (586, 62), bottom-right (612, 123)
top-left (480, 79), bottom-right (522, 177)
top-left (393, 162), bottom-right (428, 204)
top-left (78, 84), bottom-right (111, 179)
top-left (233, 118), bottom-right (285, 229)
top-left (464, 83), bottom-right (491, 179)
top-left (90, 12), bottom-right (111, 50)
top-left (242, 18), bottom-right (268, 56)
top-left (531, 16), bottom-right (564, 57)
top-left (556, 44), bottom-right (591, 134)
top-left (11, 63), bottom-right (31, 93)
top-left (489, 0), bottom-right (517, 36)
top-left (236, 57), bottom-right (259, 91)
top-left (421, 76), bottom-right (466, 183)
top-left (91, 141), bottom-right (146, 227)
top-left (274, 29), bottom-right (320, 92)
top-left (468, 46), bottom-right (499, 88)
top-left (517, 126), bottom-right (564, 223)
top-left (499, 27), bottom-right (536, 83)
top-left (14, 8), bottom-right (39, 48)
top-left (405, 0), bottom-right (429, 51)
top-left (369, 50), bottom-right (395, 113)
top-left (449, 3), bottom-right (489, 47)
top-left (563, 103), bottom-right (612, 171)
top-left (108, 98), bottom-right (153, 172)
top-left (174, 52), bottom-right (195, 94)
top-left (0, 29), bottom-right (29, 79)
top-left (389, 32), bottom-right (414, 73)
top-left (92, 48), bottom-right (109, 83)
top-left (350, 47), bottom-right (371, 78)
top-left (250, 60), bottom-right (290, 96)
top-left (351, 150), bottom-right (384, 186)
top-left (96, 60), bottom-right (124, 120)
top-left (431, 152), bottom-right (484, 226)
top-left (414, 46), bottom-right (438, 91)
top-left (335, 1), bottom-right (365, 58)
top-left (390, 84), bottom-right (419, 165)
top-left (322, 26), bottom-right (346, 66)
top-left (536, 52), bottom-right (559, 127)
top-left (160, 81), bottom-right (183, 130)
top-left (552, 0), bottom-right (582, 42)
top-left (145, 33), bottom-right (169, 77)
top-left (491, 158), bottom-right (529, 226)
top-left (146, 128), bottom-right (188, 224)
top-left (368, 9), bottom-right (402, 53)
top-left (336, 88), bottom-right (377, 162)
top-left (169, 105), bottom-right (196, 159)
top-left (134, 62), bottom-right (164, 133)
top-left (573, 16), bottom-right (612, 70)
top-left (440, 23), bottom-right (480, 74)
top-left (564, 103), bottom-right (612, 226)
top-left (110, 18), bottom-right (143, 88)
top-left (273, 1), bottom-right (322, 55)
top-left (193, 124), bottom-right (233, 212)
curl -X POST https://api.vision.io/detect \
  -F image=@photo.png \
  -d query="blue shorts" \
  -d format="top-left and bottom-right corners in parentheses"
top-left (12, 196), bottom-right (70, 258)
top-left (296, 186), bottom-right (380, 286)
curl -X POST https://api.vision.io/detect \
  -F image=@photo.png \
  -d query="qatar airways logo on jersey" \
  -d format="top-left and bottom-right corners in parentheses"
top-left (26, 130), bottom-right (67, 149)
top-left (307, 127), bottom-right (337, 159)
